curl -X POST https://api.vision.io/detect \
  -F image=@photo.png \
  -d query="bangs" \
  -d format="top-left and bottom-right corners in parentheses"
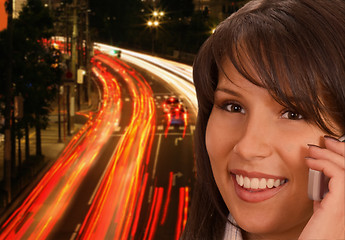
top-left (210, 2), bottom-right (343, 134)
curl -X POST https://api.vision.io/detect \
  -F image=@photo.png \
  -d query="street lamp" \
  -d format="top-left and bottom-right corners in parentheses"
top-left (153, 11), bottom-right (164, 18)
top-left (147, 19), bottom-right (159, 54)
top-left (147, 20), bottom-right (159, 27)
top-left (146, 9), bottom-right (164, 55)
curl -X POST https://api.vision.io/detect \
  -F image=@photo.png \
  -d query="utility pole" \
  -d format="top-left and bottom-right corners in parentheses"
top-left (57, 86), bottom-right (62, 143)
top-left (69, 0), bottom-right (78, 135)
top-left (4, 0), bottom-right (13, 203)
top-left (85, 0), bottom-right (91, 106)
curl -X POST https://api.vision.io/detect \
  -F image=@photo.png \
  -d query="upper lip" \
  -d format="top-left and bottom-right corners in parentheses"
top-left (231, 169), bottom-right (287, 180)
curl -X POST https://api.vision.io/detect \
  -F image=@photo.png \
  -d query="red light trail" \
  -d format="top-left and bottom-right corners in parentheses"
top-left (0, 44), bottom-right (191, 240)
top-left (76, 53), bottom-right (157, 239)
top-left (0, 53), bottom-right (122, 240)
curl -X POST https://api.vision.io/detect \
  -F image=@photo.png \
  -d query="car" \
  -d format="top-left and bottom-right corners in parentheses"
top-left (166, 106), bottom-right (188, 126)
top-left (162, 97), bottom-right (183, 113)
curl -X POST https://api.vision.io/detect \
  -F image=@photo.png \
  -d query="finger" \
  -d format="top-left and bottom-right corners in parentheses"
top-left (324, 135), bottom-right (345, 157)
top-left (307, 145), bottom-right (345, 169)
top-left (306, 158), bottom-right (343, 177)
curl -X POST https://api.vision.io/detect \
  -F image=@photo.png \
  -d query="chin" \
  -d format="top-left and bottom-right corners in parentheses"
top-left (239, 218), bottom-right (281, 236)
top-left (231, 205), bottom-right (312, 239)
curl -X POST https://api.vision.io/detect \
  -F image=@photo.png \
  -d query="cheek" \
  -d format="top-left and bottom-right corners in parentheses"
top-left (205, 117), bottom-right (222, 175)
top-left (278, 136), bottom-right (314, 200)
top-left (278, 142), bottom-right (310, 200)
top-left (205, 110), bottom-right (240, 161)
top-left (206, 112), bottom-right (233, 167)
top-left (278, 132), bottom-right (319, 177)
top-left (205, 118), bottom-right (233, 211)
top-left (205, 110), bottom-right (238, 200)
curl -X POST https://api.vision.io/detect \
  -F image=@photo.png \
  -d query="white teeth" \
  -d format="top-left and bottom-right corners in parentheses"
top-left (236, 175), bottom-right (244, 187)
top-left (235, 175), bottom-right (286, 190)
top-left (250, 178), bottom-right (259, 189)
top-left (259, 178), bottom-right (266, 189)
top-left (243, 177), bottom-right (250, 188)
top-left (274, 179), bottom-right (281, 187)
top-left (267, 179), bottom-right (274, 189)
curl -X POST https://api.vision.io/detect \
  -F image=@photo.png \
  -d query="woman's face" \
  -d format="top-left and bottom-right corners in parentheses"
top-left (205, 61), bottom-right (328, 239)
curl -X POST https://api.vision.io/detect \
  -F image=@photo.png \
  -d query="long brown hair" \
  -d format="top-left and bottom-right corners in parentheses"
top-left (182, 0), bottom-right (345, 239)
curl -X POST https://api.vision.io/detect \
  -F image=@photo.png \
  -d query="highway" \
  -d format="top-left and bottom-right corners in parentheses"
top-left (0, 44), bottom-right (197, 240)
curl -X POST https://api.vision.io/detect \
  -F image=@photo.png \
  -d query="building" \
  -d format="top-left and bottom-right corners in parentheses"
top-left (13, 0), bottom-right (63, 19)
top-left (13, 0), bottom-right (26, 18)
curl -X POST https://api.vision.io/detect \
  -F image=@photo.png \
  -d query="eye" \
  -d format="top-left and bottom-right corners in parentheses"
top-left (221, 102), bottom-right (245, 114)
top-left (281, 110), bottom-right (303, 120)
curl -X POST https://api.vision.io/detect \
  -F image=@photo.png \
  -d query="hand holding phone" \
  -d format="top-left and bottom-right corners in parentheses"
top-left (307, 135), bottom-right (345, 201)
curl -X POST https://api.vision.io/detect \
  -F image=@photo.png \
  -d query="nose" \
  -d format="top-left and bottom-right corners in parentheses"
top-left (233, 115), bottom-right (273, 161)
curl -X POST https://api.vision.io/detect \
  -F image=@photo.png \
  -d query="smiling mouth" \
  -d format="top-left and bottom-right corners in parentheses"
top-left (230, 172), bottom-right (289, 202)
top-left (234, 174), bottom-right (288, 191)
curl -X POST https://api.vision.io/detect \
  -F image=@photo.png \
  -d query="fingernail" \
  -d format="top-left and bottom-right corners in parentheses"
top-left (324, 135), bottom-right (340, 142)
top-left (307, 144), bottom-right (321, 148)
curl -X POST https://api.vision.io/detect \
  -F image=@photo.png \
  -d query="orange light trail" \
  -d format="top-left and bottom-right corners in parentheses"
top-left (0, 55), bottom-right (122, 239)
top-left (1, 42), bottom-right (193, 240)
top-left (175, 187), bottom-right (190, 240)
top-left (76, 53), bottom-right (156, 240)
top-left (143, 187), bottom-right (164, 240)
top-left (160, 171), bottom-right (174, 225)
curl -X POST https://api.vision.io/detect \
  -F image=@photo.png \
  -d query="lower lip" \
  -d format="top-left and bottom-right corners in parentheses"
top-left (232, 175), bottom-right (287, 203)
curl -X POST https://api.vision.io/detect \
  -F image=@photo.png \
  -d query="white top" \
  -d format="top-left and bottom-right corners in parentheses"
top-left (223, 215), bottom-right (243, 240)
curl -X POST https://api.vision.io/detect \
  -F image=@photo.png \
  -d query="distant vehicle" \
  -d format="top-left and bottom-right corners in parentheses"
top-left (109, 49), bottom-right (121, 58)
top-left (166, 106), bottom-right (188, 126)
top-left (163, 97), bottom-right (183, 113)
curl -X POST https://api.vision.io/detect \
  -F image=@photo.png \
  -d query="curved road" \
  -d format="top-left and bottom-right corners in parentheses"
top-left (0, 45), bottom-right (197, 240)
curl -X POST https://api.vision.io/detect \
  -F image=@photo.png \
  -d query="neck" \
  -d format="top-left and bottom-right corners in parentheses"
top-left (243, 232), bottom-right (299, 240)
top-left (242, 225), bottom-right (304, 240)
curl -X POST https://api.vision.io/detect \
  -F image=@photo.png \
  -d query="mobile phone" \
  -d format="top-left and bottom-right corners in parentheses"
top-left (308, 135), bottom-right (345, 201)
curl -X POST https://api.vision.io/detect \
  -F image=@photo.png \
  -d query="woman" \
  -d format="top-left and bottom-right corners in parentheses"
top-left (182, 0), bottom-right (345, 239)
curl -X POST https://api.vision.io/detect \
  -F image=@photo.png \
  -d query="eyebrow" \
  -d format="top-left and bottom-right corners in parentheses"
top-left (215, 87), bottom-right (242, 97)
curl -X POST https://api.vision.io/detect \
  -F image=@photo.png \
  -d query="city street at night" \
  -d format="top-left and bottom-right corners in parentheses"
top-left (0, 45), bottom-right (197, 240)
top-left (0, 0), bottom-right (248, 239)
top-left (2, 0), bottom-right (344, 240)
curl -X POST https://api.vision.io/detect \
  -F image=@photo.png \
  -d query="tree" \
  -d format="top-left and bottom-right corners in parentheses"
top-left (14, 0), bottom-right (61, 157)
top-left (0, 0), bottom-right (61, 161)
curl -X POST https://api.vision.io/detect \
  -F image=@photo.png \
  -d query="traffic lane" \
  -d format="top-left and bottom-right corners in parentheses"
top-left (130, 65), bottom-right (196, 240)
top-left (132, 63), bottom-right (197, 130)
top-left (134, 131), bottom-right (194, 240)
top-left (0, 63), bottom-right (124, 240)
top-left (132, 63), bottom-right (196, 191)
top-left (76, 54), bottom-right (157, 239)
top-left (91, 57), bottom-right (196, 240)
top-left (47, 135), bottom-right (122, 240)
top-left (154, 133), bottom-right (195, 187)
top-left (48, 61), bottom-right (136, 239)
